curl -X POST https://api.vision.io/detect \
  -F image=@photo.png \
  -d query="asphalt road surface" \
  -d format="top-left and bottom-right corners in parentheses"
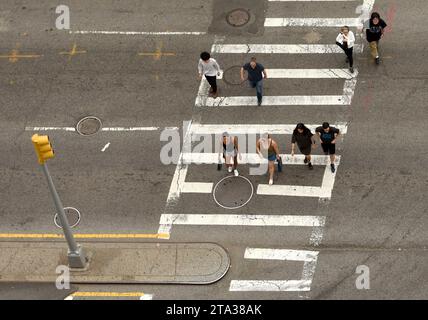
top-left (0, 0), bottom-right (427, 300)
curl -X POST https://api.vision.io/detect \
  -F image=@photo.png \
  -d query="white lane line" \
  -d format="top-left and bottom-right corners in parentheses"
top-left (64, 295), bottom-right (74, 300)
top-left (69, 31), bottom-right (206, 35)
top-left (211, 44), bottom-right (363, 54)
top-left (229, 248), bottom-right (319, 292)
top-left (140, 294), bottom-right (153, 300)
top-left (189, 123), bottom-right (348, 135)
top-left (196, 95), bottom-right (348, 107)
top-left (265, 18), bottom-right (362, 27)
top-left (342, 77), bottom-right (358, 105)
top-left (101, 142), bottom-right (110, 152)
top-left (158, 214), bottom-right (326, 234)
top-left (264, 68), bottom-right (358, 79)
top-left (181, 182), bottom-right (213, 193)
top-left (182, 154), bottom-right (342, 165)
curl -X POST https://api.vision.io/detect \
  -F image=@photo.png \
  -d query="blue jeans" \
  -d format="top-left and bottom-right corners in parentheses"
top-left (249, 80), bottom-right (263, 103)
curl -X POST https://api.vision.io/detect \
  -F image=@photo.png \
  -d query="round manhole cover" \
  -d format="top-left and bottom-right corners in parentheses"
top-left (76, 116), bottom-right (102, 136)
top-left (213, 176), bottom-right (254, 209)
top-left (226, 8), bottom-right (250, 27)
top-left (223, 65), bottom-right (246, 86)
top-left (54, 207), bottom-right (81, 229)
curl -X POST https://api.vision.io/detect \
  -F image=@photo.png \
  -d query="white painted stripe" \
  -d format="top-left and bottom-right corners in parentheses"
top-left (257, 184), bottom-right (323, 197)
top-left (189, 123), bottom-right (348, 135)
top-left (229, 280), bottom-right (311, 291)
top-left (319, 159), bottom-right (339, 198)
top-left (181, 182), bottom-right (213, 193)
top-left (265, 18), bottom-right (362, 27)
top-left (211, 44), bottom-right (363, 54)
top-left (64, 295), bottom-right (74, 300)
top-left (101, 142), bottom-right (110, 152)
top-left (25, 126), bottom-right (179, 132)
top-left (196, 95), bottom-right (348, 107)
top-left (140, 294), bottom-right (153, 300)
top-left (265, 68), bottom-right (357, 79)
top-left (245, 248), bottom-right (318, 262)
top-left (269, 0), bottom-right (357, 1)
top-left (159, 214), bottom-right (325, 227)
top-left (70, 30), bottom-right (206, 35)
top-left (182, 154), bottom-right (342, 166)
top-left (229, 248), bottom-right (319, 292)
top-left (25, 127), bottom-right (76, 132)
top-left (101, 127), bottom-right (159, 131)
top-left (309, 226), bottom-right (324, 246)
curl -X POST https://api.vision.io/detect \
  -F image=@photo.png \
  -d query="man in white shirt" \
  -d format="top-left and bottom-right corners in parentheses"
top-left (335, 26), bottom-right (355, 73)
top-left (198, 51), bottom-right (221, 97)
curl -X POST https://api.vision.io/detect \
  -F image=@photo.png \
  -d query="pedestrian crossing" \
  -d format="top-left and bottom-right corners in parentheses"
top-left (160, 0), bottom-right (375, 294)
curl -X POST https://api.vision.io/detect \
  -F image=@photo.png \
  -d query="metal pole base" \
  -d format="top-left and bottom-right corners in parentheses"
top-left (68, 245), bottom-right (89, 270)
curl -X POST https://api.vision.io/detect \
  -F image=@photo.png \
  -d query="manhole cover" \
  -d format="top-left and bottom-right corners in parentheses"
top-left (54, 207), bottom-right (81, 229)
top-left (223, 65), bottom-right (246, 85)
top-left (76, 116), bottom-right (102, 136)
top-left (226, 9), bottom-right (250, 27)
top-left (213, 176), bottom-right (254, 209)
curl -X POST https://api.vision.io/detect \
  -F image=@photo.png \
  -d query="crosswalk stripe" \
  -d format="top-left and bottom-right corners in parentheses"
top-left (159, 214), bottom-right (326, 228)
top-left (189, 123), bottom-right (348, 134)
top-left (196, 95), bottom-right (348, 107)
top-left (263, 68), bottom-right (358, 79)
top-left (229, 279), bottom-right (312, 291)
top-left (269, 0), bottom-right (357, 1)
top-left (211, 44), bottom-right (363, 54)
top-left (182, 182), bottom-right (213, 193)
top-left (265, 17), bottom-right (362, 27)
top-left (245, 248), bottom-right (318, 262)
top-left (257, 185), bottom-right (324, 197)
top-left (181, 154), bottom-right (341, 165)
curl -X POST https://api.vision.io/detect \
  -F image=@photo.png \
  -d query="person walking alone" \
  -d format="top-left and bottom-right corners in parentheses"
top-left (336, 26), bottom-right (355, 73)
top-left (291, 123), bottom-right (316, 170)
top-left (240, 57), bottom-right (267, 106)
top-left (219, 132), bottom-right (241, 176)
top-left (315, 122), bottom-right (340, 173)
top-left (256, 134), bottom-right (280, 185)
top-left (364, 12), bottom-right (387, 65)
top-left (198, 51), bottom-right (221, 97)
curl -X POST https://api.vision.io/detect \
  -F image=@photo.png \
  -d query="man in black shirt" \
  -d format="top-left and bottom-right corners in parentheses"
top-left (315, 122), bottom-right (340, 173)
top-left (240, 57), bottom-right (267, 106)
top-left (364, 12), bottom-right (387, 64)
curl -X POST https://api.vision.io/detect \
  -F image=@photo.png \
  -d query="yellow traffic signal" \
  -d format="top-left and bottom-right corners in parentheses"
top-left (32, 134), bottom-right (54, 164)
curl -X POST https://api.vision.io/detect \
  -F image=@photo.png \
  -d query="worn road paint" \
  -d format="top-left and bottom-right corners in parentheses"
top-left (211, 44), bottom-right (364, 54)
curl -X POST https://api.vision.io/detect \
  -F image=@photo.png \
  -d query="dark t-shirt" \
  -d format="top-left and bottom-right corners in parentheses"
top-left (243, 62), bottom-right (265, 82)
top-left (291, 131), bottom-right (313, 149)
top-left (315, 126), bottom-right (339, 144)
top-left (365, 18), bottom-right (387, 42)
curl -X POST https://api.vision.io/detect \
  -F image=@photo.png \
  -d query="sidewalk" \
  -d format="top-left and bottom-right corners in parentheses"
top-left (0, 241), bottom-right (230, 284)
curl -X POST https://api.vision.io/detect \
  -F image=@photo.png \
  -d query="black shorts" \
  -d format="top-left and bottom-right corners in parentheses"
top-left (298, 145), bottom-right (312, 156)
top-left (321, 143), bottom-right (336, 155)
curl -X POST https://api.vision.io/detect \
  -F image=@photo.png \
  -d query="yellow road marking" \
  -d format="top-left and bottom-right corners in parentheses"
top-left (138, 41), bottom-right (175, 60)
top-left (0, 233), bottom-right (170, 239)
top-left (0, 49), bottom-right (42, 63)
top-left (60, 43), bottom-right (87, 60)
top-left (72, 292), bottom-right (144, 297)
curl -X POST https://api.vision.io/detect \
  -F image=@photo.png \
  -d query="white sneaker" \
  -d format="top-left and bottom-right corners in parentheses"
top-left (234, 169), bottom-right (239, 176)
top-left (228, 166), bottom-right (232, 173)
top-left (269, 179), bottom-right (273, 185)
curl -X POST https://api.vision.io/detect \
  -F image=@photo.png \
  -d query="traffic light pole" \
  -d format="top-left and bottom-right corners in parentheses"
top-left (41, 163), bottom-right (88, 269)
